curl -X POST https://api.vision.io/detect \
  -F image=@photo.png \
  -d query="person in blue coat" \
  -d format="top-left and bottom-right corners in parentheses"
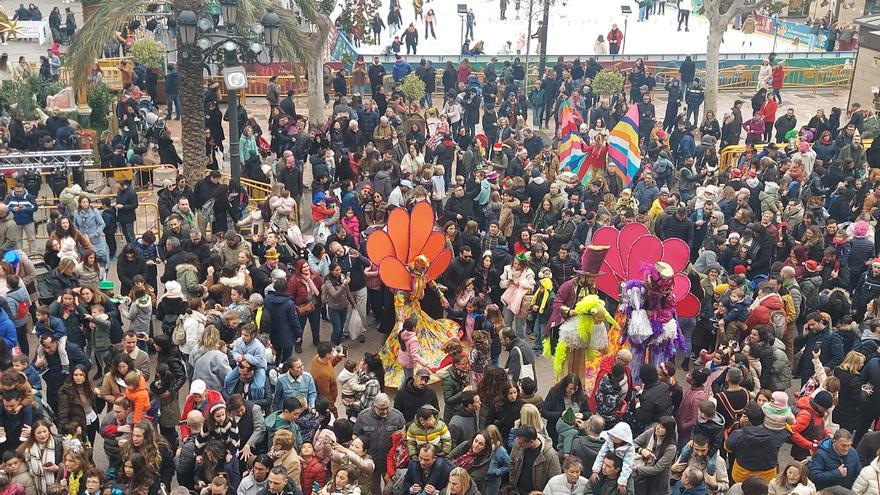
top-left (263, 279), bottom-right (302, 365)
top-left (0, 306), bottom-right (18, 351)
top-left (392, 55), bottom-right (412, 82)
top-left (810, 430), bottom-right (861, 490)
top-left (4, 184), bottom-right (37, 253)
top-left (793, 311), bottom-right (844, 382)
top-left (73, 196), bottom-right (108, 267)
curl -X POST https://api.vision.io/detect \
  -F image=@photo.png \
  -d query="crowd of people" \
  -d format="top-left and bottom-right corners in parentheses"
top-left (1, 4), bottom-right (880, 495)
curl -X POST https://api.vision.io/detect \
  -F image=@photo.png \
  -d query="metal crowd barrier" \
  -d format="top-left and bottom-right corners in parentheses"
top-left (719, 137), bottom-right (875, 170)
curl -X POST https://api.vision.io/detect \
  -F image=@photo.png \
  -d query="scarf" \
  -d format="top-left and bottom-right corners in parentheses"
top-left (302, 275), bottom-right (320, 297)
top-left (67, 470), bottom-right (83, 495)
top-left (454, 448), bottom-right (481, 470)
top-left (531, 278), bottom-right (554, 313)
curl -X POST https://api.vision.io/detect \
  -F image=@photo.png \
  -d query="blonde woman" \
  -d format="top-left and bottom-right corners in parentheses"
top-left (270, 429), bottom-right (303, 490)
top-left (769, 463), bottom-right (815, 495)
top-left (507, 403), bottom-right (547, 445)
top-left (833, 351), bottom-right (866, 435)
top-left (188, 325), bottom-right (230, 392)
top-left (440, 467), bottom-right (476, 495)
top-left (499, 253), bottom-right (535, 339)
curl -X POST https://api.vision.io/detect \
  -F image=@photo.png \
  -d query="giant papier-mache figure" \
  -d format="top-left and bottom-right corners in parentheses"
top-left (591, 222), bottom-right (702, 382)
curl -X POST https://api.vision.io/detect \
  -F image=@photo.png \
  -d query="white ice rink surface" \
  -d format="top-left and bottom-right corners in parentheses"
top-left (358, 0), bottom-right (799, 56)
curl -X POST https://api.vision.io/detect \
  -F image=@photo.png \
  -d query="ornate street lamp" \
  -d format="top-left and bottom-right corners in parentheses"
top-left (175, 2), bottom-right (280, 181)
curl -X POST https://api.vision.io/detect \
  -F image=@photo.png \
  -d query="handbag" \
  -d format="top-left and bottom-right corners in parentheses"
top-left (513, 346), bottom-right (536, 382)
top-left (296, 299), bottom-right (316, 316)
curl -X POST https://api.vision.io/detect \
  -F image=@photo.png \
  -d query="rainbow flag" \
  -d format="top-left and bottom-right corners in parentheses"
top-left (557, 98), bottom-right (585, 168)
top-left (607, 105), bottom-right (641, 185)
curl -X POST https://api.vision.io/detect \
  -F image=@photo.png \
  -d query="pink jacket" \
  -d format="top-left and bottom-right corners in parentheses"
top-left (397, 329), bottom-right (428, 369)
top-left (676, 384), bottom-right (709, 439)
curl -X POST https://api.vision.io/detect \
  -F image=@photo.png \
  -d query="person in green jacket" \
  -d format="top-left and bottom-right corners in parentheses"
top-left (528, 82), bottom-right (546, 127)
top-left (240, 125), bottom-right (260, 165)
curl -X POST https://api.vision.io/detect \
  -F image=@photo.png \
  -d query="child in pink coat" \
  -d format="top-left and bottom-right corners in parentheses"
top-left (340, 207), bottom-right (361, 246)
top-left (396, 316), bottom-right (428, 381)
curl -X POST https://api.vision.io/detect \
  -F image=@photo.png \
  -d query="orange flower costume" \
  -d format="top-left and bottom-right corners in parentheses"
top-left (366, 202), bottom-right (460, 388)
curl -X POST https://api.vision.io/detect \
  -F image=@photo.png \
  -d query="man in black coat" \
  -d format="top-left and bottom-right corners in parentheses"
top-left (444, 184), bottom-right (475, 228)
top-left (279, 90), bottom-right (297, 119)
top-left (441, 247), bottom-right (476, 291)
top-left (114, 179), bottom-right (139, 244)
top-left (404, 444), bottom-right (453, 495)
top-left (368, 56), bottom-right (386, 95)
top-left (393, 369), bottom-right (440, 422)
top-left (679, 55), bottom-right (696, 86)
top-left (632, 364), bottom-right (672, 428)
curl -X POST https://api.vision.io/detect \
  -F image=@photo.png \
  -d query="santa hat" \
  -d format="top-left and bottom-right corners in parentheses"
top-left (730, 168), bottom-right (743, 179)
top-left (493, 142), bottom-right (503, 151)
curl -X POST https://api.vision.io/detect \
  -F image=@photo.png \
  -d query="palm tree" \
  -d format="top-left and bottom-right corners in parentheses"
top-left (66, 0), bottom-right (328, 185)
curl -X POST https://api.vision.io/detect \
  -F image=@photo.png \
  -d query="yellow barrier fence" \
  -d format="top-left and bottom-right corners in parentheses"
top-left (651, 64), bottom-right (853, 93)
top-left (34, 202), bottom-right (161, 240)
top-left (719, 138), bottom-right (875, 170)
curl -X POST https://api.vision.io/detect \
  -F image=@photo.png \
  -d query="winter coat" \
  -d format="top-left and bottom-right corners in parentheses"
top-left (265, 292), bottom-right (302, 349)
top-left (4, 192), bottom-right (36, 225)
top-left (393, 377), bottom-right (440, 423)
top-left (544, 473), bottom-right (589, 495)
top-left (509, 436), bottom-right (561, 491)
top-left (761, 338), bottom-right (791, 392)
top-left (726, 425), bottom-right (789, 473)
top-left (632, 429), bottom-right (677, 495)
top-left (115, 186), bottom-right (139, 224)
top-left (180, 310), bottom-right (206, 356)
top-left (396, 329), bottom-right (427, 369)
top-left (175, 263), bottom-right (203, 301)
top-left (811, 437), bottom-right (861, 489)
top-left (189, 347), bottom-right (232, 393)
top-left (853, 458), bottom-right (880, 495)
top-left (791, 396), bottom-right (831, 457)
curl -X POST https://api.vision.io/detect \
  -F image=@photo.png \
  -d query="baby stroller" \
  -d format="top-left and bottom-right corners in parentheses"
top-left (138, 107), bottom-right (166, 146)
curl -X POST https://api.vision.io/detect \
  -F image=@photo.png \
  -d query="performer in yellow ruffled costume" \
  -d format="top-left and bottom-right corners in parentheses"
top-left (378, 255), bottom-right (459, 388)
top-left (366, 202), bottom-right (460, 388)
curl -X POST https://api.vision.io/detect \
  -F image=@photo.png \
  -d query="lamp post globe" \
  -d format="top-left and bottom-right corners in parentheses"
top-left (177, 9), bottom-right (198, 45)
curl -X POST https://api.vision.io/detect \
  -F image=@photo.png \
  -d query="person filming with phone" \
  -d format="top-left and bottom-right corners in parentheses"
top-left (794, 312), bottom-right (843, 383)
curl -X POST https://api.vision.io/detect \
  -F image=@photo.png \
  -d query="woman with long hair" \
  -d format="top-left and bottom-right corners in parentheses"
top-left (100, 353), bottom-right (137, 403)
top-left (506, 404), bottom-right (547, 449)
top-left (46, 258), bottom-right (79, 299)
top-left (121, 422), bottom-right (174, 488)
top-left (75, 249), bottom-right (101, 290)
top-left (318, 466), bottom-right (359, 495)
top-left (48, 217), bottom-right (91, 261)
top-left (189, 325), bottom-right (231, 392)
top-left (769, 462), bottom-right (815, 495)
top-left (499, 254), bottom-right (535, 339)
top-left (321, 263), bottom-right (354, 346)
top-left (474, 253), bottom-right (502, 309)
top-left (438, 467), bottom-right (476, 495)
top-left (348, 352), bottom-right (385, 419)
top-left (289, 259), bottom-right (324, 349)
top-left (17, 420), bottom-right (64, 495)
top-left (477, 367), bottom-right (508, 427)
top-left (329, 437), bottom-right (374, 495)
top-left (117, 244), bottom-right (146, 297)
top-left (151, 335), bottom-right (186, 449)
top-left (542, 374), bottom-right (589, 444)
top-left (117, 453), bottom-right (154, 495)
top-left (48, 289), bottom-right (87, 349)
top-left (73, 196), bottom-right (108, 273)
top-left (56, 364), bottom-right (101, 444)
top-left (60, 449), bottom-right (94, 495)
top-left (833, 351), bottom-right (867, 435)
top-left (486, 381), bottom-right (523, 442)
top-left (450, 430), bottom-right (493, 495)
top-left (181, 298), bottom-right (207, 360)
top-left (632, 416), bottom-right (678, 495)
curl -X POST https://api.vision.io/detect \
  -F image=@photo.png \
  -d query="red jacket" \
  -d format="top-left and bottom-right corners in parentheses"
top-left (608, 29), bottom-right (623, 45)
top-left (301, 457), bottom-right (327, 495)
top-left (745, 293), bottom-right (783, 328)
top-left (588, 354), bottom-right (633, 413)
top-left (287, 272), bottom-right (324, 305)
top-left (179, 390), bottom-right (224, 439)
top-left (771, 66), bottom-right (785, 90)
top-left (791, 395), bottom-right (830, 453)
top-left (761, 99), bottom-right (779, 123)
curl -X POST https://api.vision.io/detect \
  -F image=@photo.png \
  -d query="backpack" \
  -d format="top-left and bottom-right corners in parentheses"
top-left (769, 310), bottom-right (787, 339)
top-left (171, 315), bottom-right (187, 346)
top-left (716, 390), bottom-right (749, 443)
top-left (201, 198), bottom-right (216, 223)
top-left (14, 300), bottom-right (29, 321)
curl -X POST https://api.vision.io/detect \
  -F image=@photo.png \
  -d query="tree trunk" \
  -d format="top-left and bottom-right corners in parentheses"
top-left (704, 21), bottom-right (725, 116)
top-left (179, 49), bottom-right (208, 186)
top-left (307, 17), bottom-right (332, 129)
